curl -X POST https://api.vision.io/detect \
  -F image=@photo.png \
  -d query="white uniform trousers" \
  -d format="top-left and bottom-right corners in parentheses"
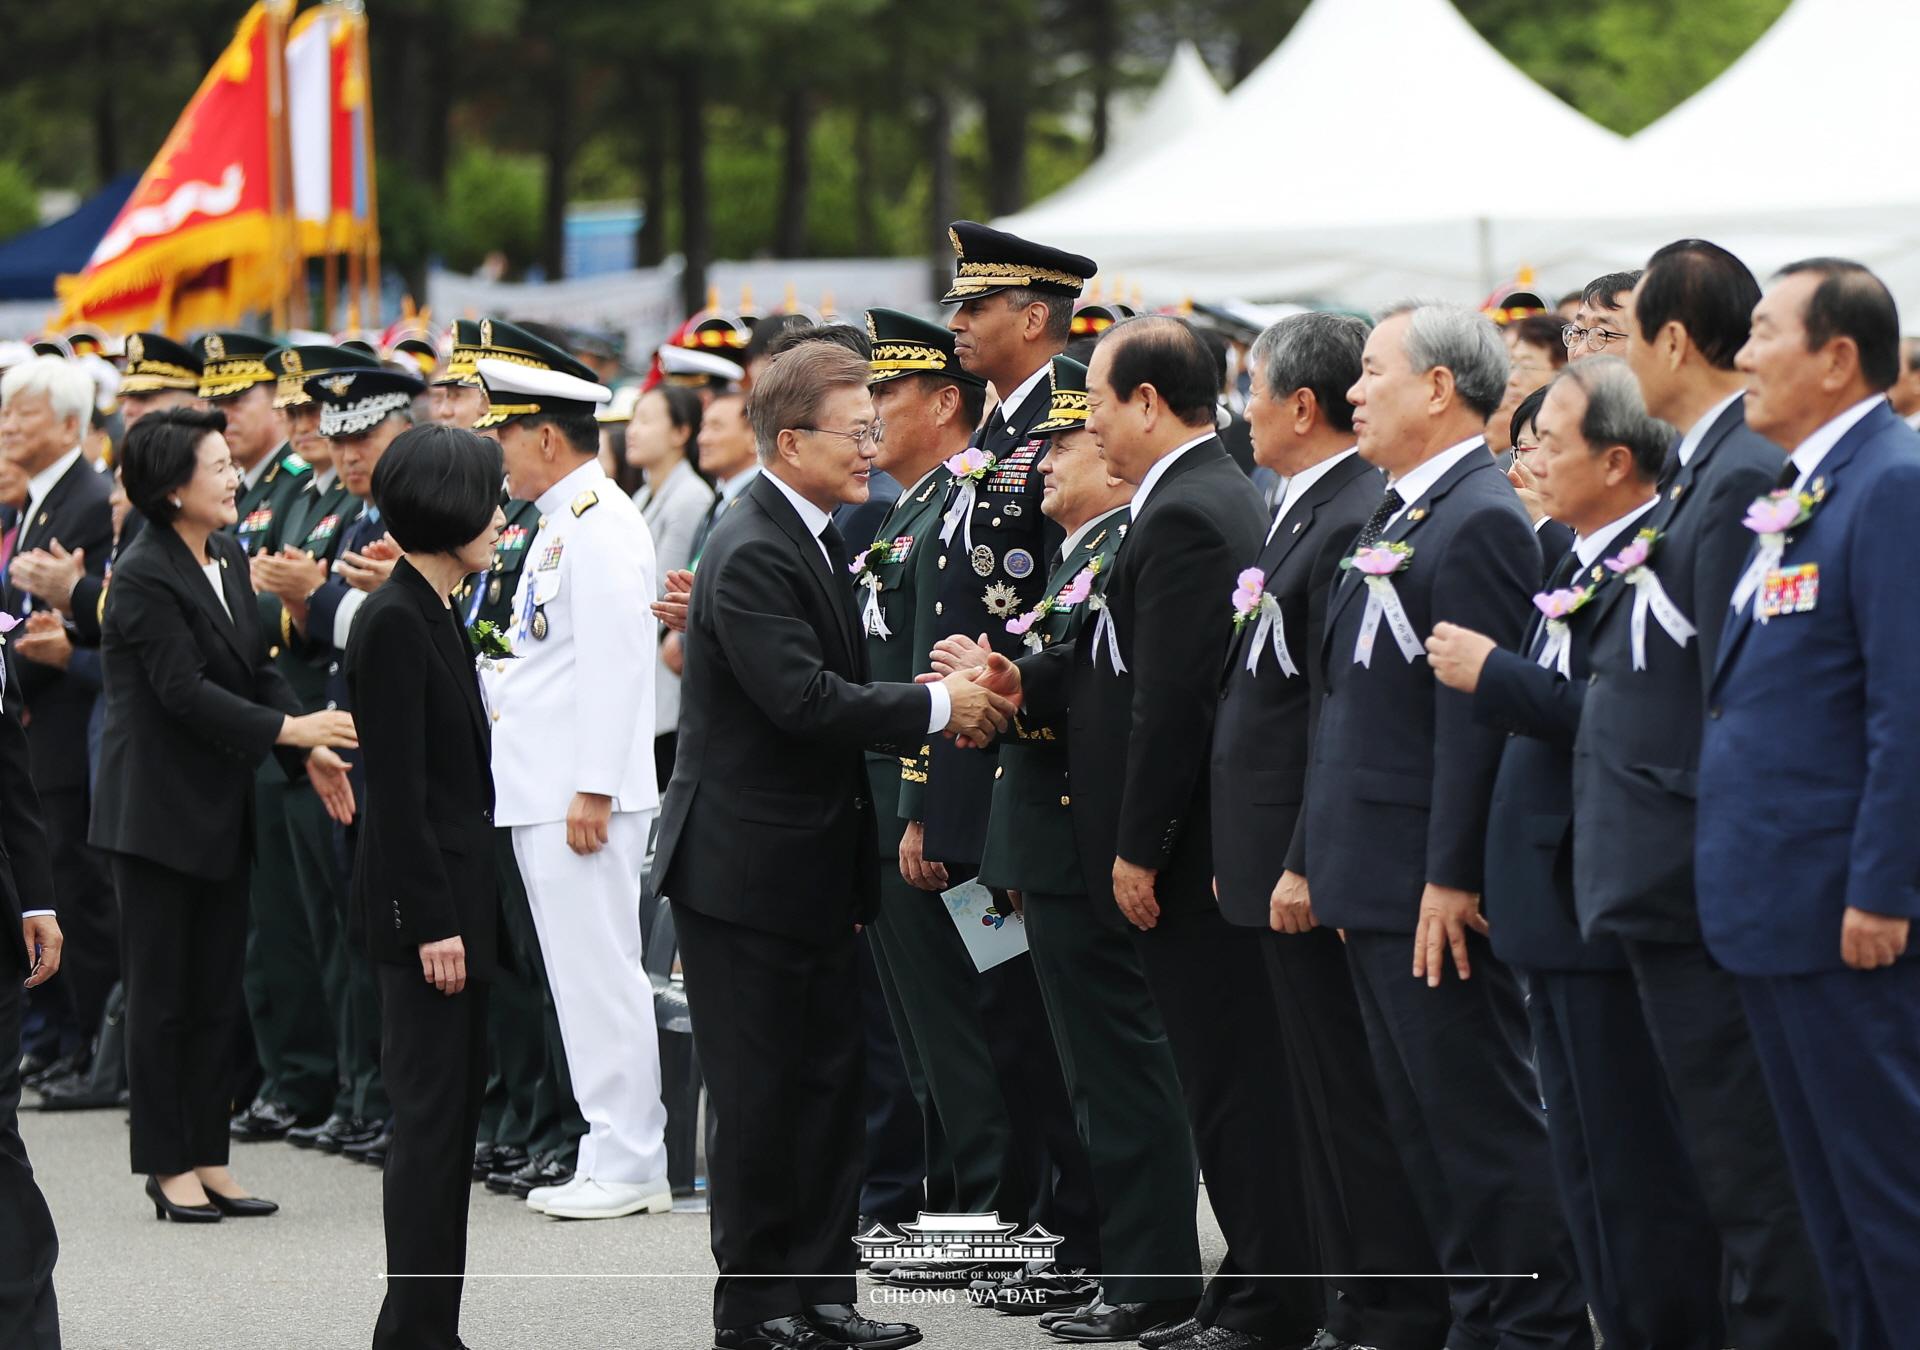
top-left (511, 812), bottom-right (669, 1186)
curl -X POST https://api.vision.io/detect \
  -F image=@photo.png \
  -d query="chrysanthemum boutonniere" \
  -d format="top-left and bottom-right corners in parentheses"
top-left (1603, 527), bottom-right (1695, 668)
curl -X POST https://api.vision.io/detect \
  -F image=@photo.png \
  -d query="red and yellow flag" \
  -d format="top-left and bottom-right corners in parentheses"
top-left (54, 1), bottom-right (292, 333)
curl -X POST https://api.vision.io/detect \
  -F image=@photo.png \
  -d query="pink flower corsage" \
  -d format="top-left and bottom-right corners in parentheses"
top-left (944, 448), bottom-right (997, 482)
top-left (1340, 541), bottom-right (1413, 575)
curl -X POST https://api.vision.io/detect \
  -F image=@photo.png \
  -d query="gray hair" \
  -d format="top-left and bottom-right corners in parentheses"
top-left (1380, 301), bottom-right (1509, 419)
top-left (1, 355), bottom-right (95, 431)
top-left (1553, 356), bottom-right (1673, 480)
top-left (1249, 311), bottom-right (1371, 435)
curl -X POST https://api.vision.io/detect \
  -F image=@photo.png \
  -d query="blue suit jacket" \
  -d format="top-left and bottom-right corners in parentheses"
top-left (1698, 400), bottom-right (1920, 974)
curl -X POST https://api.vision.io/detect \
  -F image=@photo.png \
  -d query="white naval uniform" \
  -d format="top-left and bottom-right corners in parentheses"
top-left (481, 458), bottom-right (668, 1187)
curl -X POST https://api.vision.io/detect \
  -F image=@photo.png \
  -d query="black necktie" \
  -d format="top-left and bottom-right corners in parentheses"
top-left (819, 519), bottom-right (863, 646)
top-left (1353, 486), bottom-right (1404, 551)
top-left (820, 518), bottom-right (850, 576)
top-left (1657, 433), bottom-right (1684, 490)
top-left (1775, 456), bottom-right (1801, 490)
top-left (1528, 548), bottom-right (1585, 658)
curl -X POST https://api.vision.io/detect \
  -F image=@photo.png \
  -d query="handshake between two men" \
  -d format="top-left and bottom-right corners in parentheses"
top-left (653, 569), bottom-right (1020, 748)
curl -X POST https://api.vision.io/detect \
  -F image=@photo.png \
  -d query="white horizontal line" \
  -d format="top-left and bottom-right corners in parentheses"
top-left (381, 1272), bottom-right (1541, 1281)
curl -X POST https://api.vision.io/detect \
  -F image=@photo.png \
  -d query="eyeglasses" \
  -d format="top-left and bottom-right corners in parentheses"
top-left (1510, 441), bottom-right (1540, 459)
top-left (797, 421), bottom-right (885, 448)
top-left (1562, 324), bottom-right (1628, 352)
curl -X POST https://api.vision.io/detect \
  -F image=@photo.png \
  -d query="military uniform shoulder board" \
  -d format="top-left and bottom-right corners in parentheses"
top-left (282, 452), bottom-right (312, 475)
top-left (571, 490), bottom-right (599, 518)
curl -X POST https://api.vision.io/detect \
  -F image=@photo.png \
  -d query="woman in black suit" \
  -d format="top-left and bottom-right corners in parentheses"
top-left (91, 408), bottom-right (357, 1222)
top-left (346, 424), bottom-right (504, 1350)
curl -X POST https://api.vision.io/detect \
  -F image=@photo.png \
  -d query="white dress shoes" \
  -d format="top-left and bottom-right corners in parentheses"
top-left (539, 1176), bottom-right (674, 1220)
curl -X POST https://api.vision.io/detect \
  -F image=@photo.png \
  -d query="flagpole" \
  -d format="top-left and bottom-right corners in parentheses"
top-left (264, 0), bottom-right (293, 331)
top-left (353, 1), bottom-right (382, 328)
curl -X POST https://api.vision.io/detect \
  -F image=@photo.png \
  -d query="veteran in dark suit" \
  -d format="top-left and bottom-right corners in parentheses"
top-left (1583, 240), bottom-right (1836, 1348)
top-left (347, 425), bottom-right (506, 1350)
top-left (651, 341), bottom-right (1013, 1350)
top-left (959, 355), bottom-right (1202, 1320)
top-left (1700, 259), bottom-right (1920, 1349)
top-left (996, 317), bottom-right (1317, 1349)
top-left (91, 408), bottom-right (356, 1221)
top-left (1212, 312), bottom-right (1453, 1350)
top-left (1304, 304), bottom-right (1585, 1348)
top-left (1430, 358), bottom-right (1725, 1349)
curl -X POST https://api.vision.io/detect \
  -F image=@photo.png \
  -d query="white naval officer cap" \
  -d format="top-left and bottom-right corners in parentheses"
top-left (658, 344), bottom-right (744, 388)
top-left (473, 357), bottom-right (611, 430)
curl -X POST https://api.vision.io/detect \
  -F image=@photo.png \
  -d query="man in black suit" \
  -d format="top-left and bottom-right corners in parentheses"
top-left (1212, 312), bottom-right (1452, 1350)
top-left (1304, 303), bottom-right (1585, 1348)
top-left (988, 316), bottom-right (1318, 1349)
top-left (1577, 239), bottom-right (1835, 1347)
top-left (1428, 357), bottom-right (1726, 1348)
top-left (651, 340), bottom-right (1014, 1350)
top-left (0, 356), bottom-right (114, 1088)
top-left (0, 671), bottom-right (60, 1345)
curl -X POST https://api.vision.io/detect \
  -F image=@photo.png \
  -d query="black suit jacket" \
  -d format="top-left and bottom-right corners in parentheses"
top-left (1306, 446), bottom-right (1539, 934)
top-left (1476, 545), bottom-right (1636, 972)
top-left (4, 457), bottom-right (112, 790)
top-left (1572, 398), bottom-right (1784, 943)
top-left (1020, 437), bottom-right (1267, 926)
top-left (1535, 517), bottom-right (1575, 580)
top-left (651, 473), bottom-right (931, 943)
top-left (346, 560), bottom-right (500, 974)
top-left (1211, 450), bottom-right (1380, 927)
top-left (90, 524), bottom-right (304, 880)
top-left (0, 688), bottom-right (54, 976)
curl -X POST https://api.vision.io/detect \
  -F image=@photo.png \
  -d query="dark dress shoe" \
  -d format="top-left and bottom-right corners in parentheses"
top-left (1139, 1315), bottom-right (1205, 1348)
top-left (713, 1315), bottom-right (840, 1349)
top-left (993, 1272), bottom-right (1098, 1316)
top-left (33, 1073), bottom-right (125, 1111)
top-left (23, 1051), bottom-right (82, 1090)
top-left (230, 1100), bottom-right (300, 1141)
top-left (287, 1113), bottom-right (351, 1150)
top-left (478, 1144), bottom-right (527, 1180)
top-left (319, 1116), bottom-right (384, 1154)
top-left (344, 1124), bottom-right (393, 1165)
top-left (802, 1303), bottom-right (922, 1348)
top-left (504, 1157), bottom-right (573, 1199)
top-left (472, 1141), bottom-right (503, 1179)
top-left (1160, 1329), bottom-right (1274, 1350)
top-left (1037, 1291), bottom-right (1101, 1329)
top-left (1044, 1297), bottom-right (1197, 1343)
top-left (205, 1190), bottom-right (280, 1217)
top-left (145, 1175), bottom-right (220, 1223)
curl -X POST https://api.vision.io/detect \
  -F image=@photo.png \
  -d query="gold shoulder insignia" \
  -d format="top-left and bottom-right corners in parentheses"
top-left (571, 490), bottom-right (599, 517)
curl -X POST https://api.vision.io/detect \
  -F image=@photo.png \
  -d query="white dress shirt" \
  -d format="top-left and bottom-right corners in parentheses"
top-left (1132, 432), bottom-right (1216, 516)
top-left (1674, 389), bottom-right (1746, 469)
top-left (994, 363), bottom-right (1053, 428)
top-left (1267, 446), bottom-right (1359, 543)
top-left (1386, 437), bottom-right (1485, 525)
top-left (1573, 498), bottom-right (1659, 570)
top-left (23, 446), bottom-right (83, 533)
top-left (764, 469), bottom-right (949, 735)
top-left (1788, 395), bottom-right (1886, 488)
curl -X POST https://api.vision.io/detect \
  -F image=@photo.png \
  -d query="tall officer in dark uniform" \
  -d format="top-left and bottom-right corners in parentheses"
top-left (1304, 304), bottom-right (1585, 1349)
top-left (1212, 312), bottom-right (1453, 1350)
top-left (196, 335), bottom-right (337, 1145)
top-left (1579, 240), bottom-right (1835, 1349)
top-left (1428, 359), bottom-right (1725, 1349)
top-left (926, 221), bottom-right (1100, 1280)
top-left (455, 320), bottom-right (588, 1200)
top-left (965, 356), bottom-right (1203, 1322)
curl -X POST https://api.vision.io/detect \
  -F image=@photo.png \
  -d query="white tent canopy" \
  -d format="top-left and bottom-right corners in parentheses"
top-left (995, 0), bottom-right (1632, 307)
top-left (1028, 41), bottom-right (1225, 212)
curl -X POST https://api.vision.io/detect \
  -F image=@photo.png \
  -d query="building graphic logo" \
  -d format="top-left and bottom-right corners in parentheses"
top-left (853, 1212), bottom-right (1064, 1266)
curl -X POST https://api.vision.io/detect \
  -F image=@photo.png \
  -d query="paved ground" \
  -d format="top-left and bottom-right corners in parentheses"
top-left (22, 1108), bottom-right (1228, 1349)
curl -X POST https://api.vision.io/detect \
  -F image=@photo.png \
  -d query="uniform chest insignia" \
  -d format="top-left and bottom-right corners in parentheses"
top-left (1086, 529), bottom-right (1108, 552)
top-left (537, 540), bottom-right (565, 571)
top-left (1005, 503), bottom-right (1023, 517)
top-left (887, 534), bottom-right (914, 564)
top-left (312, 513), bottom-right (340, 539)
top-left (488, 577), bottom-right (503, 605)
top-left (982, 581), bottom-right (1021, 616)
top-left (1117, 523), bottom-right (1129, 536)
top-left (1004, 548), bottom-right (1035, 579)
top-left (530, 607), bottom-right (549, 640)
top-left (971, 544), bottom-right (996, 577)
top-left (571, 490), bottom-right (599, 517)
top-left (239, 508), bottom-right (273, 534)
top-left (498, 524), bottom-right (531, 552)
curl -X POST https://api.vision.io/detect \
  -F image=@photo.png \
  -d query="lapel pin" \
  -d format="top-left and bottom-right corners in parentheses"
top-left (1670, 482), bottom-right (1686, 501)
top-left (1590, 565), bottom-right (1604, 583)
top-left (37, 512), bottom-right (47, 526)
top-left (1408, 507), bottom-right (1428, 522)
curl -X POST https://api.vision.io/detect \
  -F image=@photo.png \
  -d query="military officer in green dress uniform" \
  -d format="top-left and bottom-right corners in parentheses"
top-left (966, 356), bottom-right (1204, 1320)
top-left (250, 346), bottom-right (393, 1156)
top-left (190, 334), bottom-right (338, 1143)
top-left (454, 319), bottom-right (589, 1197)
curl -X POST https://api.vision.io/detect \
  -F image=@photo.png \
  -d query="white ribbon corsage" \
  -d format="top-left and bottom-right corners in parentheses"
top-left (1341, 543), bottom-right (1421, 667)
top-left (938, 448), bottom-right (997, 554)
top-left (1730, 482), bottom-right (1826, 623)
top-left (1230, 567), bottom-right (1298, 677)
top-left (1604, 527), bottom-right (1695, 668)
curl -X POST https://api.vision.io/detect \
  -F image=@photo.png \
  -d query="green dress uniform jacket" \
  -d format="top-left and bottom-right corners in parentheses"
top-left (257, 475), bottom-right (357, 709)
top-left (852, 465), bottom-right (954, 853)
top-left (977, 507), bottom-right (1128, 895)
top-left (454, 497), bottom-right (542, 629)
top-left (235, 447), bottom-right (313, 559)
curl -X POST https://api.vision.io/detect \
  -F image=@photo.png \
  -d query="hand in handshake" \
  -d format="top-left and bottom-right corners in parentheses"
top-left (929, 633), bottom-right (1019, 748)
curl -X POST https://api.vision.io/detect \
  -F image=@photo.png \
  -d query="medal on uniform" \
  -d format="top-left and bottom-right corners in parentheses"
top-left (971, 544), bottom-right (996, 577)
top-left (1758, 562), bottom-right (1819, 619)
top-left (488, 577), bottom-right (502, 605)
top-left (982, 581), bottom-right (1020, 616)
top-left (1004, 548), bottom-right (1034, 579)
top-left (531, 606), bottom-right (550, 640)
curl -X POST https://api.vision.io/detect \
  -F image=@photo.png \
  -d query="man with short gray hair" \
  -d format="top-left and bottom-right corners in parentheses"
top-left (1304, 305), bottom-right (1588, 1347)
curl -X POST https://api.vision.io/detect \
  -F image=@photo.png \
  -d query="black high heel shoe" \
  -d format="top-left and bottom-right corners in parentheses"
top-left (205, 1189), bottom-right (279, 1217)
top-left (146, 1175), bottom-right (220, 1223)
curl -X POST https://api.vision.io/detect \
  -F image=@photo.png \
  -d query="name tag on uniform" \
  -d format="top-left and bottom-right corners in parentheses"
top-left (1758, 562), bottom-right (1819, 618)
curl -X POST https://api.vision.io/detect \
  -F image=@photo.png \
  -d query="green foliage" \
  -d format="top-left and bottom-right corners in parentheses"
top-left (0, 162), bottom-right (40, 241)
top-left (442, 145), bottom-right (544, 276)
top-left (373, 158), bottom-right (438, 281)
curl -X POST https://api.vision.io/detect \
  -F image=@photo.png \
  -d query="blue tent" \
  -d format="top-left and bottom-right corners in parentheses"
top-left (0, 174), bottom-right (139, 302)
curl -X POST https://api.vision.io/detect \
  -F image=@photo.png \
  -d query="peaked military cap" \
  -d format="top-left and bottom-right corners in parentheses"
top-left (674, 314), bottom-right (751, 365)
top-left (387, 331), bottom-right (440, 381)
top-left (30, 339), bottom-right (70, 359)
top-left (266, 344), bottom-right (368, 410)
top-left (1030, 356), bottom-right (1091, 435)
top-left (942, 222), bottom-right (1098, 304)
top-left (194, 332), bottom-right (279, 399)
top-left (658, 344), bottom-right (744, 390)
top-left (304, 352), bottom-right (424, 438)
top-left (119, 333), bottom-right (203, 395)
top-left (595, 383), bottom-right (642, 425)
top-left (1071, 301), bottom-right (1135, 339)
top-left (865, 308), bottom-right (985, 388)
